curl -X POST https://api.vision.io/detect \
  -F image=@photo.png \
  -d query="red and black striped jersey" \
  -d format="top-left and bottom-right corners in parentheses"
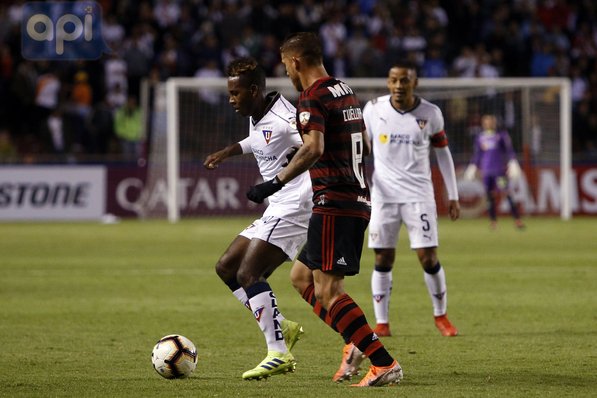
top-left (297, 76), bottom-right (370, 219)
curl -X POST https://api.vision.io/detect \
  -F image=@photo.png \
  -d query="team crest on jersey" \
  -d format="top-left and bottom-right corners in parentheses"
top-left (416, 119), bottom-right (428, 130)
top-left (299, 111), bottom-right (311, 126)
top-left (262, 129), bottom-right (273, 144)
top-left (379, 134), bottom-right (389, 144)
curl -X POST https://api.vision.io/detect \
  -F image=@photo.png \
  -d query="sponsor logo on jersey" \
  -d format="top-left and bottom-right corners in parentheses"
top-left (379, 134), bottom-right (389, 144)
top-left (299, 111), bottom-right (310, 126)
top-left (357, 195), bottom-right (370, 205)
top-left (262, 129), bottom-right (272, 144)
top-left (316, 194), bottom-right (326, 205)
top-left (336, 257), bottom-right (347, 266)
top-left (253, 148), bottom-right (278, 161)
top-left (480, 136), bottom-right (497, 151)
top-left (373, 294), bottom-right (385, 303)
top-left (417, 119), bottom-right (428, 130)
top-left (386, 133), bottom-right (420, 145)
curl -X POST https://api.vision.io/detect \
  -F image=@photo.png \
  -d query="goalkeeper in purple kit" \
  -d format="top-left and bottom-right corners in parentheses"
top-left (464, 114), bottom-right (525, 229)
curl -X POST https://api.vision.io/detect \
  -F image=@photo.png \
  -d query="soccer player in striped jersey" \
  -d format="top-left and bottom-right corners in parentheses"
top-left (246, 32), bottom-right (402, 387)
top-left (203, 57), bottom-right (312, 380)
top-left (363, 62), bottom-right (460, 338)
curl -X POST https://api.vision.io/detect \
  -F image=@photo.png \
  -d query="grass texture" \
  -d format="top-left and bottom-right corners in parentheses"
top-left (0, 216), bottom-right (595, 397)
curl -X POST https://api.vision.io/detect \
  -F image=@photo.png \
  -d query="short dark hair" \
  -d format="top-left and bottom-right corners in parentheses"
top-left (227, 57), bottom-right (266, 90)
top-left (391, 60), bottom-right (419, 75)
top-left (280, 32), bottom-right (323, 66)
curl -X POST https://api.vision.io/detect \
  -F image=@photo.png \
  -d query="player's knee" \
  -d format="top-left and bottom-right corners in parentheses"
top-left (291, 270), bottom-right (312, 295)
top-left (290, 277), bottom-right (306, 295)
top-left (236, 267), bottom-right (259, 288)
top-left (417, 250), bottom-right (437, 270)
top-left (214, 260), bottom-right (232, 281)
top-left (290, 262), bottom-right (312, 295)
top-left (374, 249), bottom-right (395, 268)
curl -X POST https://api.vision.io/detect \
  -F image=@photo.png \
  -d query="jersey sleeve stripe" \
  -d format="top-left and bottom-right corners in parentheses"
top-left (322, 215), bottom-right (335, 271)
top-left (431, 130), bottom-right (449, 147)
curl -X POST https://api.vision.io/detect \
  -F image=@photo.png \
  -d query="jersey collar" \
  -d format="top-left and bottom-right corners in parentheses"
top-left (252, 91), bottom-right (280, 125)
top-left (391, 96), bottom-right (421, 114)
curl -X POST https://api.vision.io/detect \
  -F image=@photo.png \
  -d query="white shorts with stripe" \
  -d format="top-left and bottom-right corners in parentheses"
top-left (368, 201), bottom-right (439, 250)
top-left (239, 216), bottom-right (308, 260)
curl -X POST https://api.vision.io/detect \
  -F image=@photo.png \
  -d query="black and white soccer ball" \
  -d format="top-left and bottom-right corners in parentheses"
top-left (151, 334), bottom-right (198, 379)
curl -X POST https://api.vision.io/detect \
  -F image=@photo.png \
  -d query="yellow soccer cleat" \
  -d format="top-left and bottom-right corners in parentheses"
top-left (281, 319), bottom-right (304, 352)
top-left (242, 351), bottom-right (296, 380)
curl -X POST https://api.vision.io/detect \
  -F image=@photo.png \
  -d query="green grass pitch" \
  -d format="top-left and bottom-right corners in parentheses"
top-left (0, 216), bottom-right (595, 397)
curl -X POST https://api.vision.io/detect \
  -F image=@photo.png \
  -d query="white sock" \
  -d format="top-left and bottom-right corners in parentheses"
top-left (234, 286), bottom-right (286, 321)
top-left (248, 290), bottom-right (287, 353)
top-left (371, 269), bottom-right (393, 324)
top-left (232, 287), bottom-right (250, 310)
top-left (424, 265), bottom-right (447, 316)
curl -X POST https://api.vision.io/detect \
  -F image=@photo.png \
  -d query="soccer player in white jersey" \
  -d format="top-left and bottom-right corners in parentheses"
top-left (203, 57), bottom-right (312, 380)
top-left (363, 62), bottom-right (460, 338)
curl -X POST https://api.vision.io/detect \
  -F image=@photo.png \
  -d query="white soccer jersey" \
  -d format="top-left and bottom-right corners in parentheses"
top-left (363, 94), bottom-right (445, 203)
top-left (238, 92), bottom-right (312, 224)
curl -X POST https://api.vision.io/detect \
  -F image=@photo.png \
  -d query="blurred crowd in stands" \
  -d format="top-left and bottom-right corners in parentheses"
top-left (0, 0), bottom-right (596, 163)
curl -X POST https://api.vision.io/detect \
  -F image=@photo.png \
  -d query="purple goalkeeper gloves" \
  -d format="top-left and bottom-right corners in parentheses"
top-left (246, 176), bottom-right (284, 204)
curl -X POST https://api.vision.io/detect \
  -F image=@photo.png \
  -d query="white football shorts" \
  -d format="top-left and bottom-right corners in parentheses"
top-left (239, 216), bottom-right (308, 260)
top-left (368, 201), bottom-right (439, 249)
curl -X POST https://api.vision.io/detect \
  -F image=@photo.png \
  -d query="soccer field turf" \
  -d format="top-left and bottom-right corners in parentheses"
top-left (0, 217), bottom-right (595, 397)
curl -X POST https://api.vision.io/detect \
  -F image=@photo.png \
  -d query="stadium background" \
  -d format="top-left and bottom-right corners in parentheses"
top-left (0, 0), bottom-right (596, 219)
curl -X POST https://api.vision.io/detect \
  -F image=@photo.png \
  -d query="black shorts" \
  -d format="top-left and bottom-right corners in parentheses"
top-left (297, 213), bottom-right (369, 276)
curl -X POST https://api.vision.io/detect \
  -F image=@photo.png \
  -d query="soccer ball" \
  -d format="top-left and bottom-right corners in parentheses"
top-left (151, 334), bottom-right (198, 379)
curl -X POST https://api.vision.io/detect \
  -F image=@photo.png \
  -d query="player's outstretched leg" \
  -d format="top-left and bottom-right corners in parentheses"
top-left (350, 360), bottom-right (403, 387)
top-left (332, 342), bottom-right (366, 382)
top-left (242, 351), bottom-right (296, 380)
top-left (281, 319), bottom-right (304, 352)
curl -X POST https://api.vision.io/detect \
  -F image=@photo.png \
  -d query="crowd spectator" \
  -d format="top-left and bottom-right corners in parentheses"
top-left (0, 0), bottom-right (595, 162)
top-left (114, 95), bottom-right (143, 160)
